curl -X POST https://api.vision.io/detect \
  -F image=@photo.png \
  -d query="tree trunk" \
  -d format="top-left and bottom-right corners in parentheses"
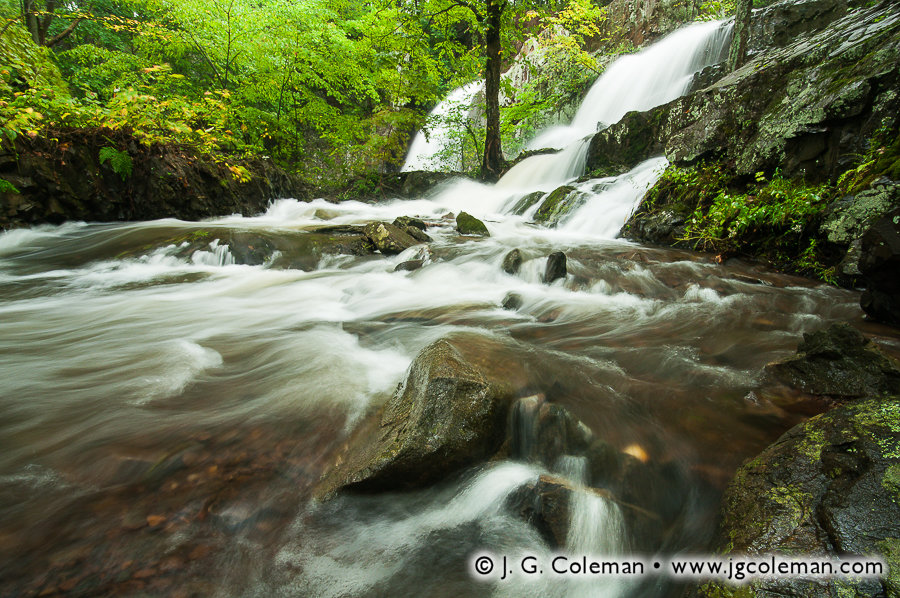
top-left (481, 0), bottom-right (504, 182)
top-left (728, 0), bottom-right (752, 71)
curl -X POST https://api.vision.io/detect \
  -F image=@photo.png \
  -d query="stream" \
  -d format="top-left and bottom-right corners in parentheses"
top-left (2, 18), bottom-right (899, 598)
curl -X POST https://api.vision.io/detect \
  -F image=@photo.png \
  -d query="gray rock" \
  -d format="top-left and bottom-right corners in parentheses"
top-left (501, 249), bottom-right (523, 274)
top-left (860, 208), bottom-right (900, 326)
top-left (363, 221), bottom-right (421, 255)
top-left (544, 251), bottom-right (567, 284)
top-left (698, 397), bottom-right (900, 597)
top-left (501, 292), bottom-right (523, 310)
top-left (509, 191), bottom-right (545, 216)
top-left (394, 259), bottom-right (424, 272)
top-left (314, 337), bottom-right (518, 497)
top-left (764, 322), bottom-right (900, 398)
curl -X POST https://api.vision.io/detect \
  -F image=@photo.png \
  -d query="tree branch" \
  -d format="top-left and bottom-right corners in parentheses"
top-left (46, 17), bottom-right (84, 47)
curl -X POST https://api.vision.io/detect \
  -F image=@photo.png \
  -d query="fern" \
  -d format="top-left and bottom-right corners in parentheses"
top-left (98, 146), bottom-right (133, 181)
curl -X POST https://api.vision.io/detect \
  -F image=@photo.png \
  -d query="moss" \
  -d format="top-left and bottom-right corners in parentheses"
top-left (696, 581), bottom-right (755, 598)
top-left (533, 185), bottom-right (581, 226)
top-left (876, 538), bottom-right (900, 597)
top-left (883, 465), bottom-right (900, 499)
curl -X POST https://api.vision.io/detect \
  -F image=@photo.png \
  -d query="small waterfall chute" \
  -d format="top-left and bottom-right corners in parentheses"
top-left (401, 81), bottom-right (483, 172)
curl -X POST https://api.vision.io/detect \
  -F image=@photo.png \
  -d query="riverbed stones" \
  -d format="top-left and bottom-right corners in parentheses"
top-left (501, 292), bottom-right (523, 310)
top-left (764, 322), bottom-right (900, 398)
top-left (544, 251), bottom-right (567, 284)
top-left (501, 249), bottom-right (523, 274)
top-left (315, 336), bottom-right (521, 497)
top-left (696, 398), bottom-right (900, 597)
top-left (392, 217), bottom-right (433, 242)
top-left (456, 212), bottom-right (490, 236)
top-left (363, 221), bottom-right (421, 255)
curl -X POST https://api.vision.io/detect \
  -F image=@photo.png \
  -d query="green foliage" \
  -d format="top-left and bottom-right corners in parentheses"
top-left (0, 177), bottom-right (20, 193)
top-left (98, 146), bottom-right (133, 180)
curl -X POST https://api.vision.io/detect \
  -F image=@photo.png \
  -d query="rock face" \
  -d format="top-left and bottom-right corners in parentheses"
top-left (589, 1), bottom-right (900, 182)
top-left (765, 322), bottom-right (900, 398)
top-left (363, 221), bottom-right (421, 255)
top-left (0, 128), bottom-right (308, 229)
top-left (860, 207), bottom-right (900, 326)
top-left (456, 211), bottom-right (490, 236)
top-left (698, 398), bottom-right (900, 597)
top-left (314, 338), bottom-right (518, 497)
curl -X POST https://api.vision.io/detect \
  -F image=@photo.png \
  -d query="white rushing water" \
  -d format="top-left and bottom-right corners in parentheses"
top-left (402, 81), bottom-right (483, 172)
top-left (2, 17), bottom-right (874, 598)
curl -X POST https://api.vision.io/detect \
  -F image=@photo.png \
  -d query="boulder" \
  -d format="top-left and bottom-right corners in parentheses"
top-left (697, 398), bottom-right (900, 597)
top-left (501, 249), bottom-right (523, 275)
top-left (394, 259), bottom-right (424, 272)
top-left (456, 212), bottom-right (490, 236)
top-left (363, 221), bottom-right (421, 255)
top-left (859, 207), bottom-right (900, 326)
top-left (764, 322), bottom-right (900, 398)
top-left (505, 475), bottom-right (586, 548)
top-left (533, 186), bottom-right (586, 227)
top-left (393, 216), bottom-right (427, 231)
top-left (314, 337), bottom-right (520, 497)
top-left (544, 251), bottom-right (567, 284)
top-left (501, 292), bottom-right (523, 310)
top-left (509, 191), bottom-right (545, 216)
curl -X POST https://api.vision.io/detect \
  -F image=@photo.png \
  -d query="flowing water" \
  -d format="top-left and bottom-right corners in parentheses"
top-left (3, 20), bottom-right (899, 598)
top-left (402, 81), bottom-right (483, 172)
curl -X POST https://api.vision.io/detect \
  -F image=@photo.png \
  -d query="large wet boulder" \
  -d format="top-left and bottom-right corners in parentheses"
top-left (501, 249), bottom-right (523, 275)
top-left (314, 337), bottom-right (521, 497)
top-left (533, 186), bottom-right (586, 227)
top-left (363, 221), bottom-right (422, 255)
top-left (859, 207), bottom-right (900, 326)
top-left (697, 398), bottom-right (900, 597)
top-left (509, 191), bottom-right (545, 216)
top-left (456, 212), bottom-right (490, 236)
top-left (764, 322), bottom-right (900, 398)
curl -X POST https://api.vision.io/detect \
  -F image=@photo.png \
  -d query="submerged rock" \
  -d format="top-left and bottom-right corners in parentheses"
top-left (544, 251), bottom-right (567, 284)
top-left (764, 322), bottom-right (900, 398)
top-left (506, 475), bottom-right (599, 548)
top-left (501, 292), bottom-right (523, 310)
top-left (394, 259), bottom-right (424, 272)
top-left (860, 207), bottom-right (900, 326)
top-left (314, 337), bottom-right (518, 497)
top-left (501, 249), bottom-right (523, 275)
top-left (456, 212), bottom-right (490, 236)
top-left (698, 398), bottom-right (900, 597)
top-left (363, 221), bottom-right (421, 255)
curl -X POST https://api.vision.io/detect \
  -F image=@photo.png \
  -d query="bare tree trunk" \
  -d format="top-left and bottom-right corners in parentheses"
top-left (480, 0), bottom-right (505, 182)
top-left (728, 0), bottom-right (752, 71)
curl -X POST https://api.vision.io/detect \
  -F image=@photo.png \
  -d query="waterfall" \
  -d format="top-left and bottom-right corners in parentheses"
top-left (528, 20), bottom-right (733, 152)
top-left (499, 20), bottom-right (731, 194)
top-left (401, 81), bottom-right (483, 172)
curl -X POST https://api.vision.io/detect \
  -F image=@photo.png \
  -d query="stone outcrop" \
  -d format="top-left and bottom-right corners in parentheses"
top-left (859, 207), bottom-right (900, 326)
top-left (591, 1), bottom-right (900, 183)
top-left (698, 398), bottom-right (900, 597)
top-left (314, 336), bottom-right (522, 497)
top-left (0, 128), bottom-right (308, 229)
top-left (764, 322), bottom-right (900, 398)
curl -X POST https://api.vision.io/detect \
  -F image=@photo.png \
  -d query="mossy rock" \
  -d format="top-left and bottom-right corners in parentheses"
top-left (533, 185), bottom-right (585, 227)
top-left (456, 211), bottom-right (490, 236)
top-left (698, 397), bottom-right (900, 597)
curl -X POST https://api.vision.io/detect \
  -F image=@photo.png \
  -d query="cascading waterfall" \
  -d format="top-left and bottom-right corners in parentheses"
top-left (402, 81), bottom-right (483, 172)
top-left (496, 19), bottom-right (732, 219)
top-left (2, 16), bottom-right (869, 598)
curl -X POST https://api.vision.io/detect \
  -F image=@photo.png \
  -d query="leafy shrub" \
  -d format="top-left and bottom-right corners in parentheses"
top-left (98, 146), bottom-right (133, 180)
